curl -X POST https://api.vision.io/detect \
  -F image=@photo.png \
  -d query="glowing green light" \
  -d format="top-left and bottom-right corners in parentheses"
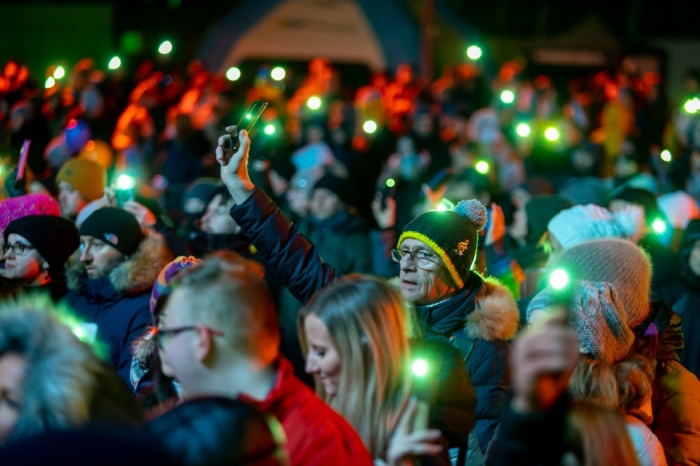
top-left (108, 56), bottom-right (122, 70)
top-left (53, 66), bottom-right (65, 80)
top-left (684, 98), bottom-right (700, 114)
top-left (500, 90), bottom-right (515, 104)
top-left (45, 76), bottom-right (56, 89)
top-left (158, 40), bottom-right (173, 55)
top-left (264, 124), bottom-right (276, 135)
top-left (466, 45), bottom-right (482, 60)
top-left (307, 96), bottom-right (322, 110)
top-left (660, 150), bottom-right (672, 162)
top-left (226, 67), bottom-right (241, 81)
top-left (270, 66), bottom-right (286, 81)
top-left (544, 127), bottom-right (560, 141)
top-left (386, 178), bottom-right (396, 188)
top-left (550, 269), bottom-right (569, 290)
top-left (653, 218), bottom-right (667, 234)
top-left (412, 358), bottom-right (429, 377)
top-left (516, 123), bottom-right (531, 137)
top-left (116, 174), bottom-right (135, 190)
top-left (475, 160), bottom-right (490, 174)
top-left (363, 120), bottom-right (378, 134)
top-left (436, 199), bottom-right (454, 212)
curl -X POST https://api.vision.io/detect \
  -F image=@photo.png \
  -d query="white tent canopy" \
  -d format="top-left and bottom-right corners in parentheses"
top-left (219, 0), bottom-right (386, 72)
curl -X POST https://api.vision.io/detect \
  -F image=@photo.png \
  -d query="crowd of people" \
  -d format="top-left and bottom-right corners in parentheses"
top-left (0, 49), bottom-right (699, 465)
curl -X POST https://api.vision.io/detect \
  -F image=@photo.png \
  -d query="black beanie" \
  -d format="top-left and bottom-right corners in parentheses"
top-left (313, 173), bottom-right (352, 206)
top-left (4, 215), bottom-right (79, 274)
top-left (609, 186), bottom-right (660, 221)
top-left (398, 200), bottom-right (487, 289)
top-left (79, 207), bottom-right (144, 256)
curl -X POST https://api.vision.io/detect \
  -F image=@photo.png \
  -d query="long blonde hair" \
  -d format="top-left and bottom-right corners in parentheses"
top-left (565, 400), bottom-right (641, 466)
top-left (298, 275), bottom-right (412, 458)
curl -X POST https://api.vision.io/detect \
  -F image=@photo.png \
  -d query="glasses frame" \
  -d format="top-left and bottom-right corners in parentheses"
top-left (2, 242), bottom-right (36, 256)
top-left (156, 324), bottom-right (224, 349)
top-left (391, 248), bottom-right (441, 269)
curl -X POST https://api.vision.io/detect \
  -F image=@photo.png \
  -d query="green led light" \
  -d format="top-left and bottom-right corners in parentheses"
top-left (386, 178), bottom-right (396, 188)
top-left (158, 40), bottom-right (173, 55)
top-left (653, 218), bottom-right (667, 234)
top-left (116, 174), bottom-right (135, 190)
top-left (412, 358), bottom-right (428, 377)
top-left (363, 120), bottom-right (378, 134)
top-left (264, 124), bottom-right (276, 135)
top-left (108, 56), bottom-right (122, 70)
top-left (660, 150), bottom-right (672, 162)
top-left (475, 160), bottom-right (490, 174)
top-left (550, 269), bottom-right (569, 290)
top-left (53, 66), bottom-right (65, 80)
top-left (500, 90), bottom-right (515, 104)
top-left (516, 123), bottom-right (531, 137)
top-left (466, 45), bottom-right (482, 60)
top-left (226, 67), bottom-right (241, 81)
top-left (307, 96), bottom-right (322, 110)
top-left (544, 127), bottom-right (560, 141)
top-left (270, 66), bottom-right (286, 81)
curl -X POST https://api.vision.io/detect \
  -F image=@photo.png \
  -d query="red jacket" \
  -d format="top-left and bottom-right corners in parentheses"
top-left (239, 358), bottom-right (373, 465)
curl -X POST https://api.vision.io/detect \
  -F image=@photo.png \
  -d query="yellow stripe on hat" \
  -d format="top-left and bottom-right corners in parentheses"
top-left (398, 231), bottom-right (464, 289)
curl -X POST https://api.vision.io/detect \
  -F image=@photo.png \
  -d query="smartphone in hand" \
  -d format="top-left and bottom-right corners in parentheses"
top-left (224, 100), bottom-right (268, 152)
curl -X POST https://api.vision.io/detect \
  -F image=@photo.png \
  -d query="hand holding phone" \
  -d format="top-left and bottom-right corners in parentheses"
top-left (222, 100), bottom-right (268, 153)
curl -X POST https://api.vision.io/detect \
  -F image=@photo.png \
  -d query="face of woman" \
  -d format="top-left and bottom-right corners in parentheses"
top-left (303, 314), bottom-right (342, 396)
top-left (0, 353), bottom-right (27, 444)
top-left (3, 234), bottom-right (47, 284)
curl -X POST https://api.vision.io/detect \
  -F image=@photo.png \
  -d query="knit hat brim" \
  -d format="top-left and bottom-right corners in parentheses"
top-left (398, 231), bottom-right (464, 289)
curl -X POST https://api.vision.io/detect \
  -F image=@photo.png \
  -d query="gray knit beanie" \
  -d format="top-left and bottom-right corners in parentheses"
top-left (527, 281), bottom-right (635, 364)
top-left (553, 239), bottom-right (651, 327)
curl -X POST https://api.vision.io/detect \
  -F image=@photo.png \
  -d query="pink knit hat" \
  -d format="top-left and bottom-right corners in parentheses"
top-left (0, 193), bottom-right (60, 233)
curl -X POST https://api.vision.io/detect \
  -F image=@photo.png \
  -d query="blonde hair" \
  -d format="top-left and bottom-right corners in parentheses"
top-left (566, 400), bottom-right (641, 466)
top-left (569, 354), bottom-right (654, 414)
top-left (298, 275), bottom-right (412, 458)
top-left (173, 255), bottom-right (279, 361)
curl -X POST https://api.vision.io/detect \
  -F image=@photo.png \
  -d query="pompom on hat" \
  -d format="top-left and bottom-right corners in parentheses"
top-left (398, 200), bottom-right (487, 289)
top-left (150, 256), bottom-right (202, 316)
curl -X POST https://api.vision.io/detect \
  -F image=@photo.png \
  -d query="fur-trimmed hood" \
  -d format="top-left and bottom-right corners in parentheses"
top-left (464, 276), bottom-right (519, 342)
top-left (67, 233), bottom-right (173, 296)
top-left (398, 273), bottom-right (520, 343)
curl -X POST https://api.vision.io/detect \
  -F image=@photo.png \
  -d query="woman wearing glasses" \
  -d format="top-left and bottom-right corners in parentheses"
top-left (2, 215), bottom-right (79, 301)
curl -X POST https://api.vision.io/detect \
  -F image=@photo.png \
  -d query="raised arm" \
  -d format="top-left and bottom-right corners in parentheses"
top-left (216, 126), bottom-right (341, 304)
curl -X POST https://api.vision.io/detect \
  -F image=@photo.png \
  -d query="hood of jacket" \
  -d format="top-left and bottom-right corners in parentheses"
top-left (67, 233), bottom-right (173, 296)
top-left (415, 272), bottom-right (519, 343)
top-left (633, 300), bottom-right (684, 362)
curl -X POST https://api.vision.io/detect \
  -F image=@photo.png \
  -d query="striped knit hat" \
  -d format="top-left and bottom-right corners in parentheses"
top-left (149, 256), bottom-right (202, 316)
top-left (398, 200), bottom-right (487, 289)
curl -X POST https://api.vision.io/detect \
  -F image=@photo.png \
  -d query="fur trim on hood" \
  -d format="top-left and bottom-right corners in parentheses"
top-left (67, 233), bottom-right (173, 295)
top-left (464, 276), bottom-right (519, 342)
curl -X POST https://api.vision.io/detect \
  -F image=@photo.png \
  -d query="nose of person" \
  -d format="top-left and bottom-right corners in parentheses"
top-left (305, 355), bottom-right (320, 374)
top-left (79, 247), bottom-right (92, 263)
top-left (400, 252), bottom-right (416, 271)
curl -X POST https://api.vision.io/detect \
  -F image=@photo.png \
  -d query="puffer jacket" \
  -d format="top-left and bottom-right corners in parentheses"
top-left (64, 234), bottom-right (172, 389)
top-left (230, 187), bottom-right (520, 453)
top-left (634, 301), bottom-right (700, 466)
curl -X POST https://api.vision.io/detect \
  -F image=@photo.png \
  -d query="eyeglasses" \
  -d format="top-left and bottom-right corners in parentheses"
top-left (2, 242), bottom-right (35, 256)
top-left (156, 325), bottom-right (224, 349)
top-left (391, 248), bottom-right (440, 269)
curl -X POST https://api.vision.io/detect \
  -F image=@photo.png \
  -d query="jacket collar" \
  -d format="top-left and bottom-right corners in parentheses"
top-left (415, 272), bottom-right (520, 342)
top-left (67, 233), bottom-right (172, 296)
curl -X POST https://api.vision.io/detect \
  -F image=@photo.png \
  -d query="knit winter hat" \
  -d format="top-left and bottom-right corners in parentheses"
top-left (4, 215), bottom-right (79, 275)
top-left (398, 200), bottom-right (487, 289)
top-left (0, 193), bottom-right (60, 233)
top-left (548, 204), bottom-right (633, 251)
top-left (79, 207), bottom-right (144, 257)
top-left (56, 157), bottom-right (106, 202)
top-left (313, 172), bottom-right (352, 206)
top-left (524, 195), bottom-right (571, 244)
top-left (527, 281), bottom-right (635, 365)
top-left (554, 239), bottom-right (651, 327)
top-left (150, 256), bottom-right (202, 316)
